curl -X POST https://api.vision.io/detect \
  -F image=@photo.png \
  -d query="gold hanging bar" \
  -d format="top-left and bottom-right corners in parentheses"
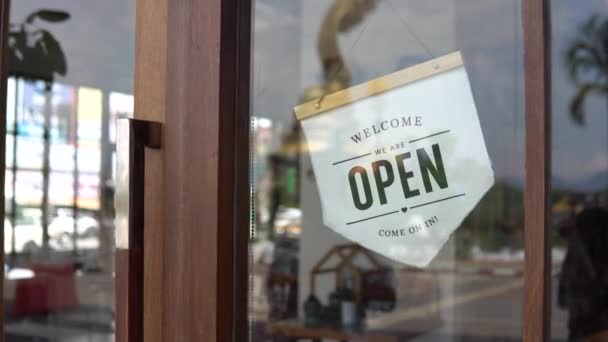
top-left (294, 51), bottom-right (464, 121)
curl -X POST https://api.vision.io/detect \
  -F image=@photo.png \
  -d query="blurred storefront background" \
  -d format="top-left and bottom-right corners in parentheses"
top-left (2, 1), bottom-right (134, 341)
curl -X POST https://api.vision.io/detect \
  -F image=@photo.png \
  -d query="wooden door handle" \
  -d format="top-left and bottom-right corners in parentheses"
top-left (115, 118), bottom-right (162, 342)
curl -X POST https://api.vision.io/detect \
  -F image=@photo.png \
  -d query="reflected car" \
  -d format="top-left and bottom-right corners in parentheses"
top-left (4, 208), bottom-right (43, 254)
top-left (48, 210), bottom-right (99, 247)
top-left (3, 208), bottom-right (99, 253)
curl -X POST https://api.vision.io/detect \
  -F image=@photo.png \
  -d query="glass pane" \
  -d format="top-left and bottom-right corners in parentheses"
top-left (5, 170), bottom-right (12, 210)
top-left (12, 171), bottom-right (43, 256)
top-left (5, 170), bottom-right (13, 254)
top-left (6, 78), bottom-right (15, 134)
top-left (14, 170), bottom-right (42, 207)
top-left (78, 173), bottom-right (101, 210)
top-left (49, 171), bottom-right (74, 209)
top-left (109, 91), bottom-right (134, 144)
top-left (248, 1), bottom-right (525, 340)
top-left (16, 80), bottom-right (46, 138)
top-left (77, 144), bottom-right (101, 173)
top-left (5, 134), bottom-right (13, 168)
top-left (4, 1), bottom-right (135, 340)
top-left (15, 135), bottom-right (43, 170)
top-left (77, 87), bottom-right (103, 143)
top-left (550, 2), bottom-right (608, 341)
top-left (50, 143), bottom-right (75, 172)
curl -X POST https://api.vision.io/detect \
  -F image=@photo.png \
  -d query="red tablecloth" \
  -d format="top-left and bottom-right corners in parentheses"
top-left (12, 263), bottom-right (79, 316)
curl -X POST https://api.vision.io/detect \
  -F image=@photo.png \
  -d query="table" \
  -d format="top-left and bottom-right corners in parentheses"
top-left (11, 263), bottom-right (79, 316)
top-left (267, 320), bottom-right (403, 342)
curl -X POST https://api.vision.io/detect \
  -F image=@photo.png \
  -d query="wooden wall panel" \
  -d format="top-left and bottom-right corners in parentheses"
top-left (163, 0), bottom-right (223, 338)
top-left (523, 0), bottom-right (552, 341)
top-left (162, 0), bottom-right (221, 339)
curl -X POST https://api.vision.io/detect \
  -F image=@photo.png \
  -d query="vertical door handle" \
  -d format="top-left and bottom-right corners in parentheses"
top-left (115, 118), bottom-right (162, 342)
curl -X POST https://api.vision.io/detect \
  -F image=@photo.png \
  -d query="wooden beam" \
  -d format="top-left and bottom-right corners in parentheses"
top-left (134, 0), bottom-right (168, 341)
top-left (522, 0), bottom-right (552, 341)
top-left (131, 0), bottom-right (251, 340)
top-left (233, 0), bottom-right (253, 340)
top-left (160, 0), bottom-right (222, 337)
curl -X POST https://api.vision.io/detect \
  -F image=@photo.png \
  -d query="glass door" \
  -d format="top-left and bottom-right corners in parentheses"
top-left (247, 1), bottom-right (528, 340)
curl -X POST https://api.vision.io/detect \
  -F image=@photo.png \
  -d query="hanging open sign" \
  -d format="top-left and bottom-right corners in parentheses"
top-left (295, 52), bottom-right (494, 267)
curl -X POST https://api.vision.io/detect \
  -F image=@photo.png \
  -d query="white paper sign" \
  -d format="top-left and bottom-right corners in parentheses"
top-left (295, 52), bottom-right (494, 267)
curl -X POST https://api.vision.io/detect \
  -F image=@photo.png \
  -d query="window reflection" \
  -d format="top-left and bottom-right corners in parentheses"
top-left (3, 1), bottom-right (134, 340)
top-left (250, 0), bottom-right (525, 341)
top-left (551, 3), bottom-right (608, 341)
top-left (4, 76), bottom-right (124, 341)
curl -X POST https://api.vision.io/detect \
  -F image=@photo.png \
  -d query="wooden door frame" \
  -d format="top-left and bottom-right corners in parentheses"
top-left (132, 0), bottom-right (251, 341)
top-left (227, 0), bottom-right (552, 339)
top-left (523, 0), bottom-right (552, 340)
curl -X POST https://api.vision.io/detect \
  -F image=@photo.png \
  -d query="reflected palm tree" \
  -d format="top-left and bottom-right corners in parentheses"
top-left (566, 15), bottom-right (608, 125)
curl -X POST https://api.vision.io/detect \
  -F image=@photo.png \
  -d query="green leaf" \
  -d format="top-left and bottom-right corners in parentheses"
top-left (28, 10), bottom-right (70, 23)
top-left (566, 42), bottom-right (603, 82)
top-left (40, 30), bottom-right (67, 75)
top-left (569, 83), bottom-right (607, 125)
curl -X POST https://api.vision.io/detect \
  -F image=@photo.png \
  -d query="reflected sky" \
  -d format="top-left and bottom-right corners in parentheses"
top-left (253, 0), bottom-right (608, 192)
top-left (552, 0), bottom-right (608, 190)
top-left (11, 0), bottom-right (608, 191)
top-left (10, 0), bottom-right (135, 94)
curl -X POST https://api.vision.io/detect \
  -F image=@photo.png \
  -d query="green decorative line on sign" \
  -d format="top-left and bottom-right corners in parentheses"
top-left (408, 130), bottom-right (450, 143)
top-left (346, 210), bottom-right (399, 225)
top-left (410, 193), bottom-right (466, 209)
top-left (334, 130), bottom-right (450, 167)
top-left (333, 153), bottom-right (372, 165)
top-left (345, 193), bottom-right (466, 226)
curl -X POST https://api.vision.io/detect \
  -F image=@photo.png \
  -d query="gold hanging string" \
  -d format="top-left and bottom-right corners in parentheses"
top-left (314, 0), bottom-right (437, 110)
